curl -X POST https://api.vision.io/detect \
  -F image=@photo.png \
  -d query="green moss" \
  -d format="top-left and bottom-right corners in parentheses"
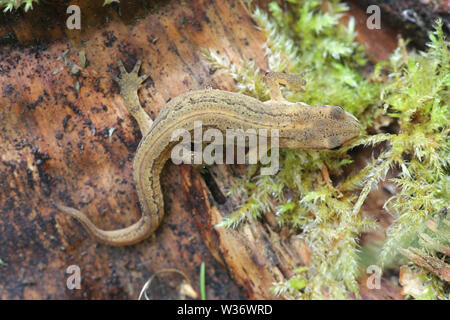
top-left (0, 0), bottom-right (38, 12)
top-left (204, 0), bottom-right (449, 299)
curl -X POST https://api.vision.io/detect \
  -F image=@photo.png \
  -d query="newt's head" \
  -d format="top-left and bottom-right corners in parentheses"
top-left (277, 104), bottom-right (361, 150)
top-left (324, 105), bottom-right (361, 149)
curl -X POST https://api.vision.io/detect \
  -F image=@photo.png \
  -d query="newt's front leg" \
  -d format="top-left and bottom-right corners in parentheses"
top-left (114, 57), bottom-right (153, 136)
top-left (263, 71), bottom-right (307, 102)
top-left (55, 58), bottom-right (157, 246)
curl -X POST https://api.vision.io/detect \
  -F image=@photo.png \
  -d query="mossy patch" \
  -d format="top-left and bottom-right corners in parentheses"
top-left (1, 0), bottom-right (38, 12)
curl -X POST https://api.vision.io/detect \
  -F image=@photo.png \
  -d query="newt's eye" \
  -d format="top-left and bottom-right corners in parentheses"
top-left (330, 106), bottom-right (345, 120)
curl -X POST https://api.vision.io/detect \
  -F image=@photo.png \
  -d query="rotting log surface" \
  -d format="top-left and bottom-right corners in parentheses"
top-left (0, 0), bottom-right (406, 299)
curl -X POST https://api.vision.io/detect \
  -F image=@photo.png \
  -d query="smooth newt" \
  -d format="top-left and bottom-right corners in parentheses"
top-left (55, 58), bottom-right (360, 246)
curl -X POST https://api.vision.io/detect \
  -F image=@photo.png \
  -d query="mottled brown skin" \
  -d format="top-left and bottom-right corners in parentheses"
top-left (55, 60), bottom-right (360, 246)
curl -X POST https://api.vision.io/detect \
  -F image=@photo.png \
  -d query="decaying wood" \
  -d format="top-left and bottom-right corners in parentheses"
top-left (0, 0), bottom-right (406, 299)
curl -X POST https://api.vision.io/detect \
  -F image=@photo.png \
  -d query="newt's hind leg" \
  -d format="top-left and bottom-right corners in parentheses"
top-left (114, 57), bottom-right (153, 136)
top-left (263, 71), bottom-right (307, 102)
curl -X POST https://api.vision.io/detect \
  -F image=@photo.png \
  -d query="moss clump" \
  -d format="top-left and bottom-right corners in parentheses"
top-left (0, 0), bottom-right (38, 12)
top-left (204, 0), bottom-right (449, 299)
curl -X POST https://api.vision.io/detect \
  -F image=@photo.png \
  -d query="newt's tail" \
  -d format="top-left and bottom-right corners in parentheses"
top-left (54, 203), bottom-right (156, 246)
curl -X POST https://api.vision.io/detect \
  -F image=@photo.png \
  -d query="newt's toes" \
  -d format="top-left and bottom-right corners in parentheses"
top-left (116, 58), bottom-right (127, 74)
top-left (132, 57), bottom-right (143, 73)
top-left (139, 73), bottom-right (150, 83)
